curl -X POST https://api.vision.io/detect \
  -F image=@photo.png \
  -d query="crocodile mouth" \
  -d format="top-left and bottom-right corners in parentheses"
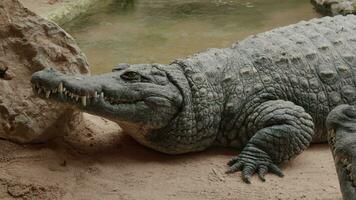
top-left (31, 82), bottom-right (135, 107)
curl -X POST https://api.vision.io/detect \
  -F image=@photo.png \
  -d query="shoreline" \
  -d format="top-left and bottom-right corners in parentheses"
top-left (20, 0), bottom-right (108, 26)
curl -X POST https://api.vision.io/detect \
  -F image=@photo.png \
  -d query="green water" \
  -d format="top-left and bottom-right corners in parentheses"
top-left (64, 0), bottom-right (321, 74)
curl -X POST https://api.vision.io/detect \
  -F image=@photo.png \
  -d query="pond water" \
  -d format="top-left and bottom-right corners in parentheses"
top-left (64, 0), bottom-right (321, 74)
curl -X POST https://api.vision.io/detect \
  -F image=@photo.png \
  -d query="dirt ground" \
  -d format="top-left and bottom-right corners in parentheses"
top-left (5, 1), bottom-right (343, 199)
top-left (0, 114), bottom-right (342, 200)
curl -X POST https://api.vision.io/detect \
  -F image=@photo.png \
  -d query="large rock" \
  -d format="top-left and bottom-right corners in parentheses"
top-left (311, 0), bottom-right (356, 15)
top-left (0, 0), bottom-right (90, 143)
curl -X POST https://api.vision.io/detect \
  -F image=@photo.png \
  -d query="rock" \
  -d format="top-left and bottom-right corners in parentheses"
top-left (3, 178), bottom-right (65, 199)
top-left (0, 0), bottom-right (90, 143)
top-left (311, 0), bottom-right (356, 15)
top-left (0, 63), bottom-right (15, 80)
top-left (63, 112), bottom-right (123, 154)
top-left (0, 65), bottom-right (7, 78)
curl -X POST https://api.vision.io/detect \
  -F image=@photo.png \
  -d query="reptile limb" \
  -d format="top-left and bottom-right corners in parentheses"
top-left (227, 100), bottom-right (314, 183)
top-left (327, 105), bottom-right (356, 200)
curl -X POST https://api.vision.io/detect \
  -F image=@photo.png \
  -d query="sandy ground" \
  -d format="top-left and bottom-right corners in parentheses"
top-left (0, 113), bottom-right (343, 200)
top-left (5, 1), bottom-right (343, 199)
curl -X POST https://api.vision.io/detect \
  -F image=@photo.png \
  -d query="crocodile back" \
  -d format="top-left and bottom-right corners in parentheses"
top-left (176, 15), bottom-right (356, 145)
top-left (231, 15), bottom-right (356, 142)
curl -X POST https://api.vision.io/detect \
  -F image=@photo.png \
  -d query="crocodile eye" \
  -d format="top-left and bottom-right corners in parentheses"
top-left (121, 71), bottom-right (141, 81)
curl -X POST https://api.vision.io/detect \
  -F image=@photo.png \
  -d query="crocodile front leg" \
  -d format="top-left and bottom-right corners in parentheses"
top-left (327, 105), bottom-right (356, 200)
top-left (227, 100), bottom-right (314, 183)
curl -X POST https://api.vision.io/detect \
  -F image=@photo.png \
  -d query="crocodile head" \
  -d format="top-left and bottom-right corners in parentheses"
top-left (31, 64), bottom-right (183, 147)
top-left (31, 63), bottom-right (221, 154)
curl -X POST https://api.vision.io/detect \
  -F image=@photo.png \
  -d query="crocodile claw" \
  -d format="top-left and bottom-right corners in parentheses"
top-left (226, 152), bottom-right (284, 183)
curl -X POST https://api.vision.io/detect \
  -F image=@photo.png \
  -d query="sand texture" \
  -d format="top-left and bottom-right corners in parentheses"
top-left (0, 114), bottom-right (342, 200)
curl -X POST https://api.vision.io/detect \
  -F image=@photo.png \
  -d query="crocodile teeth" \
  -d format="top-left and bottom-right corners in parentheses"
top-left (94, 91), bottom-right (98, 98)
top-left (58, 83), bottom-right (63, 94)
top-left (45, 90), bottom-right (51, 99)
top-left (100, 92), bottom-right (104, 99)
top-left (81, 96), bottom-right (87, 107)
top-left (75, 95), bottom-right (79, 101)
top-left (38, 88), bottom-right (42, 95)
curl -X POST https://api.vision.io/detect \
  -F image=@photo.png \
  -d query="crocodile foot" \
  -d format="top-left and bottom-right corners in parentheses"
top-left (327, 104), bottom-right (356, 200)
top-left (226, 145), bottom-right (284, 184)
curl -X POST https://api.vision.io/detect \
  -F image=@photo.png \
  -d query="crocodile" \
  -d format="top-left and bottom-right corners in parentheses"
top-left (311, 0), bottom-right (356, 16)
top-left (326, 105), bottom-right (356, 200)
top-left (31, 15), bottom-right (356, 184)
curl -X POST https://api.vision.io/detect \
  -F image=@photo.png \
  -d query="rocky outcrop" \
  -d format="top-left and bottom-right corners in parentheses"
top-left (311, 0), bottom-right (356, 15)
top-left (0, 0), bottom-right (90, 143)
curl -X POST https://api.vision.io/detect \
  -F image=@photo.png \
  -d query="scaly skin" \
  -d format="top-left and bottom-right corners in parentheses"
top-left (327, 105), bottom-right (356, 200)
top-left (31, 15), bottom-right (356, 184)
top-left (311, 0), bottom-right (356, 15)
